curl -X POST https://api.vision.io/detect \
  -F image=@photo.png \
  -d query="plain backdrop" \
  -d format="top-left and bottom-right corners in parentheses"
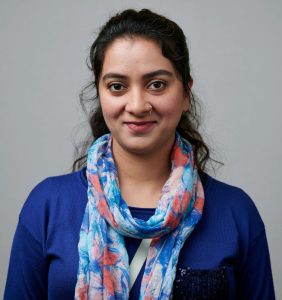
top-left (1, 0), bottom-right (281, 298)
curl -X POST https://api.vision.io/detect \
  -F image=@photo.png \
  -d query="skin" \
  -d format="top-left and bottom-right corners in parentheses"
top-left (98, 37), bottom-right (190, 207)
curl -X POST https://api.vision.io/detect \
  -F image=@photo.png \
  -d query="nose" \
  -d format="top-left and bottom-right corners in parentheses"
top-left (125, 88), bottom-right (151, 117)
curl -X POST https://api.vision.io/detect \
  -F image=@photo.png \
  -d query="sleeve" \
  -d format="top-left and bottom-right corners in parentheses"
top-left (235, 201), bottom-right (276, 300)
top-left (3, 178), bottom-right (54, 300)
top-left (237, 228), bottom-right (276, 299)
top-left (4, 219), bottom-right (48, 300)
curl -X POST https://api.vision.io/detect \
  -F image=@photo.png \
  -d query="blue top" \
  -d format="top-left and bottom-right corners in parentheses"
top-left (4, 168), bottom-right (275, 299)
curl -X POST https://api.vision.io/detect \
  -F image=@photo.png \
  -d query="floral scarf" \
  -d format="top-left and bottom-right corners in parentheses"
top-left (75, 133), bottom-right (204, 299)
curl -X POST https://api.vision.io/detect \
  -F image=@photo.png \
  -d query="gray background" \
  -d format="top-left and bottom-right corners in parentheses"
top-left (1, 0), bottom-right (281, 298)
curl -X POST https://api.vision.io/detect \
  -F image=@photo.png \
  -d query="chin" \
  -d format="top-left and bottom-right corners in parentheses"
top-left (123, 143), bottom-right (157, 156)
top-left (112, 131), bottom-right (175, 157)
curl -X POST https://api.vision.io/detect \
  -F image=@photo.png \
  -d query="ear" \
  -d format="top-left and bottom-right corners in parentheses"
top-left (183, 78), bottom-right (193, 112)
top-left (188, 77), bottom-right (193, 90)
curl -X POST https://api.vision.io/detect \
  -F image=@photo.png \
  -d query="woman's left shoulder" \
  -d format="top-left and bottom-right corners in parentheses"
top-left (203, 173), bottom-right (265, 238)
top-left (204, 173), bottom-right (260, 210)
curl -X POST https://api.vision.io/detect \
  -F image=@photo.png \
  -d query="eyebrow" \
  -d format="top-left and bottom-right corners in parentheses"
top-left (101, 69), bottom-right (173, 82)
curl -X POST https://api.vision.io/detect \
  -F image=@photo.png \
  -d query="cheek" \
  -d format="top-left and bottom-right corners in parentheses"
top-left (100, 97), bottom-right (124, 120)
top-left (157, 95), bottom-right (185, 119)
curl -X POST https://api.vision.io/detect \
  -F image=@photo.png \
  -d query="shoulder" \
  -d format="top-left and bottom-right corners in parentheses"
top-left (21, 168), bottom-right (86, 214)
top-left (203, 174), bottom-right (265, 240)
top-left (204, 173), bottom-right (261, 215)
top-left (19, 168), bottom-right (87, 244)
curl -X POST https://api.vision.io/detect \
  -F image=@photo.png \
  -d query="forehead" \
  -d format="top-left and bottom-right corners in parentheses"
top-left (100, 37), bottom-right (176, 76)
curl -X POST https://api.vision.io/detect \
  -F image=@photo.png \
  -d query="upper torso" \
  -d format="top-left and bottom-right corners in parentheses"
top-left (4, 168), bottom-right (275, 299)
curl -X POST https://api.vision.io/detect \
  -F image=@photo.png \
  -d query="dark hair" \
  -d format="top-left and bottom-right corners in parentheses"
top-left (73, 8), bottom-right (213, 174)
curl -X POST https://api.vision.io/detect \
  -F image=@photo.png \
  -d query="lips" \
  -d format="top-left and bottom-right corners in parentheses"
top-left (124, 121), bottom-right (156, 133)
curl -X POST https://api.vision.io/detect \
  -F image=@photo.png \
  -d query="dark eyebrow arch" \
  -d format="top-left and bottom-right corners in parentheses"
top-left (101, 69), bottom-right (173, 82)
top-left (143, 69), bottom-right (173, 79)
top-left (102, 73), bottom-right (128, 82)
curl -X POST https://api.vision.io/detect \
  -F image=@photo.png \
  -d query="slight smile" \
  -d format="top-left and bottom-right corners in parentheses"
top-left (124, 121), bottom-right (157, 133)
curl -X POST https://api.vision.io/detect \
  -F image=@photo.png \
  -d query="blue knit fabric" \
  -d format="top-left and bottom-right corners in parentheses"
top-left (4, 168), bottom-right (275, 300)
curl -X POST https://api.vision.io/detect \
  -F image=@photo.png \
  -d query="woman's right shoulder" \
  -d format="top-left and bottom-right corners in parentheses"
top-left (22, 168), bottom-right (86, 211)
top-left (19, 168), bottom-right (87, 242)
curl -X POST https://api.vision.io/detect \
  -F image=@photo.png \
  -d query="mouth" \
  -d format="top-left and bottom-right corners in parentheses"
top-left (124, 121), bottom-right (156, 133)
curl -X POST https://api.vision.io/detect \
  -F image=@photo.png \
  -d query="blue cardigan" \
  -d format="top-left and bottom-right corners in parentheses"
top-left (4, 168), bottom-right (275, 299)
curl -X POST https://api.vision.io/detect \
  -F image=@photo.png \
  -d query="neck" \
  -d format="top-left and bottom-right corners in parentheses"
top-left (112, 139), bottom-right (173, 207)
top-left (113, 141), bottom-right (172, 183)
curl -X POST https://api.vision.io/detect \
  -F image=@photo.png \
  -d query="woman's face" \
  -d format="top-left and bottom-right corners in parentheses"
top-left (98, 37), bottom-right (189, 156)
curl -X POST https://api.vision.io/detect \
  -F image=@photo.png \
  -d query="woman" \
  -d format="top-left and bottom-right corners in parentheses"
top-left (4, 9), bottom-right (275, 300)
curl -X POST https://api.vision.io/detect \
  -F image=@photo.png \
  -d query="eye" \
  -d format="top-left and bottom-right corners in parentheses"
top-left (148, 80), bottom-right (166, 91)
top-left (108, 83), bottom-right (126, 92)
